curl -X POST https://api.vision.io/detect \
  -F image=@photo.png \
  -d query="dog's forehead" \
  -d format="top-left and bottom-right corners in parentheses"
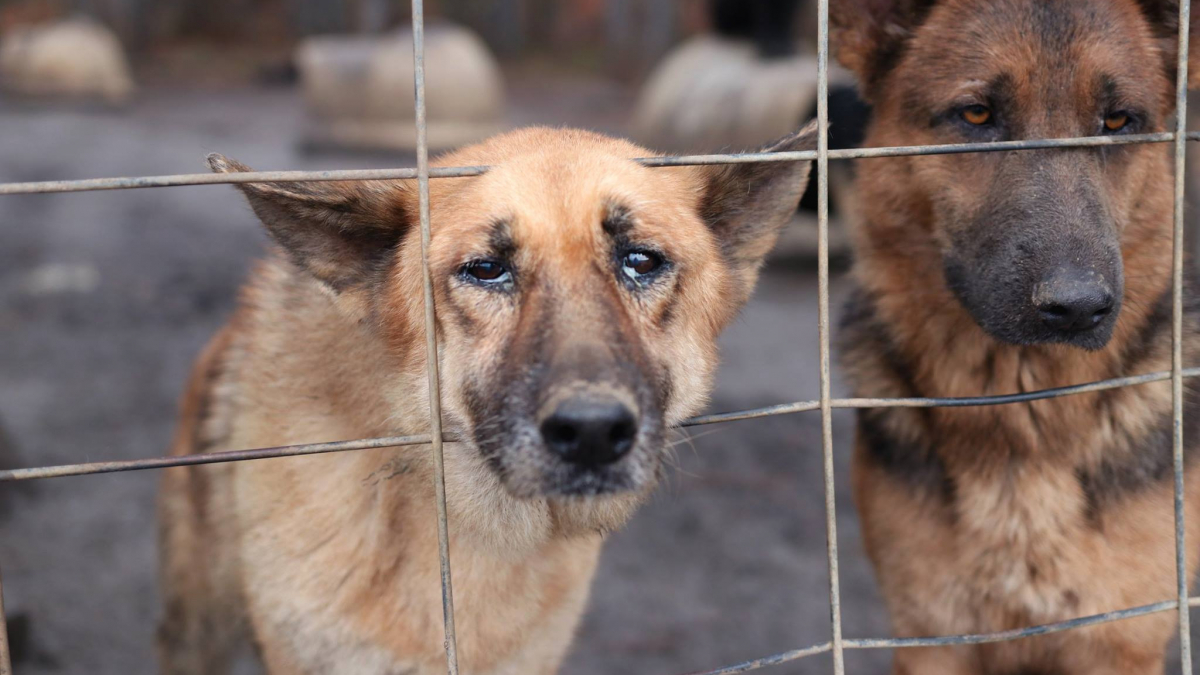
top-left (914, 0), bottom-right (1153, 70)
top-left (900, 0), bottom-right (1165, 111)
top-left (431, 129), bottom-right (702, 247)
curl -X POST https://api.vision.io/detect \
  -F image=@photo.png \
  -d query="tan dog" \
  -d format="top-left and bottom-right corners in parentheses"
top-left (156, 125), bottom-right (816, 674)
top-left (833, 0), bottom-right (1200, 672)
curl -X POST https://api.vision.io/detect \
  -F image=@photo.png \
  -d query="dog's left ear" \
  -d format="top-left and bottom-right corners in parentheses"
top-left (1134, 0), bottom-right (1200, 88)
top-left (831, 0), bottom-right (940, 101)
top-left (697, 121), bottom-right (818, 306)
top-left (208, 154), bottom-right (411, 294)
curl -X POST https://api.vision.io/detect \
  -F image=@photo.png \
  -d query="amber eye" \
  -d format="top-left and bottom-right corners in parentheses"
top-left (961, 105), bottom-right (992, 126)
top-left (1104, 113), bottom-right (1130, 132)
top-left (461, 260), bottom-right (511, 285)
top-left (621, 250), bottom-right (665, 282)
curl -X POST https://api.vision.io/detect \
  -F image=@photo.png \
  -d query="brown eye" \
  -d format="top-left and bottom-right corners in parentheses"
top-left (962, 105), bottom-right (992, 126)
top-left (621, 250), bottom-right (665, 282)
top-left (1104, 112), bottom-right (1130, 132)
top-left (462, 260), bottom-right (510, 285)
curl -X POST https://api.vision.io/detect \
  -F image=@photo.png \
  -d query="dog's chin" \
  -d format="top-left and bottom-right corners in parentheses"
top-left (482, 438), bottom-right (659, 500)
top-left (497, 461), bottom-right (651, 499)
top-left (971, 312), bottom-right (1119, 352)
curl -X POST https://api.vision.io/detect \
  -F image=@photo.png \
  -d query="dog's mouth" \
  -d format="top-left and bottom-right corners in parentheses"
top-left (525, 456), bottom-right (648, 497)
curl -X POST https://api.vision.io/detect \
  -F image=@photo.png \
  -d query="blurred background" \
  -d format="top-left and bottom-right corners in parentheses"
top-left (0, 0), bottom-right (1194, 673)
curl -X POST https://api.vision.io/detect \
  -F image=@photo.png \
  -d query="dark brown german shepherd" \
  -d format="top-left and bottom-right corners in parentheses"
top-left (834, 0), bottom-right (1200, 672)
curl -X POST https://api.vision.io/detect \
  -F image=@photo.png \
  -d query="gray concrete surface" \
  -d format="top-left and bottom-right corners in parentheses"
top-left (0, 84), bottom-right (1191, 675)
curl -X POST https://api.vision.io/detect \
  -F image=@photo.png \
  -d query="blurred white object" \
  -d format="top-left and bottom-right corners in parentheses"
top-left (297, 23), bottom-right (505, 152)
top-left (21, 263), bottom-right (99, 296)
top-left (633, 34), bottom-right (862, 260)
top-left (633, 35), bottom-right (820, 152)
top-left (0, 17), bottom-right (134, 103)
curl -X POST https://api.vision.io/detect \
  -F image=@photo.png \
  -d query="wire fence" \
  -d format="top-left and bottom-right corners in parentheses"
top-left (0, 0), bottom-right (1196, 673)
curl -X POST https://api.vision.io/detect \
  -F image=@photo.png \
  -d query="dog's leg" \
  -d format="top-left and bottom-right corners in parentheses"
top-left (157, 463), bottom-right (244, 675)
top-left (157, 327), bottom-right (244, 674)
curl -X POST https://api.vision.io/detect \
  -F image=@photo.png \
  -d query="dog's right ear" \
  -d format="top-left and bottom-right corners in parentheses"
top-left (831, 0), bottom-right (939, 100)
top-left (208, 154), bottom-right (410, 293)
top-left (698, 121), bottom-right (818, 308)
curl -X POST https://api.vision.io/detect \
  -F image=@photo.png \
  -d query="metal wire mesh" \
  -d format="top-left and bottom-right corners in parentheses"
top-left (0, 0), bottom-right (1196, 673)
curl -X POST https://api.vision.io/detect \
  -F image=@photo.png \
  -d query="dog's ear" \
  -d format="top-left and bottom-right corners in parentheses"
top-left (697, 121), bottom-right (818, 306)
top-left (1132, 0), bottom-right (1200, 88)
top-left (208, 154), bottom-right (410, 292)
top-left (830, 0), bottom-right (939, 100)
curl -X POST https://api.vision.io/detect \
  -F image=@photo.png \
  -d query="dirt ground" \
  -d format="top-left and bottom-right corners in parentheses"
top-left (0, 82), bottom-right (1192, 674)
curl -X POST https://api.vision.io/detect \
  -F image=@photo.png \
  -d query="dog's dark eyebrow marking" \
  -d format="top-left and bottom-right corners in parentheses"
top-left (488, 219), bottom-right (516, 258)
top-left (1099, 76), bottom-right (1120, 106)
top-left (925, 73), bottom-right (1017, 130)
top-left (1096, 75), bottom-right (1152, 126)
top-left (602, 204), bottom-right (635, 237)
top-left (986, 73), bottom-right (1017, 114)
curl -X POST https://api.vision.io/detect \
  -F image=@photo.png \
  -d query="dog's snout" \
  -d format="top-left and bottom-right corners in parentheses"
top-left (540, 398), bottom-right (637, 467)
top-left (1033, 269), bottom-right (1116, 334)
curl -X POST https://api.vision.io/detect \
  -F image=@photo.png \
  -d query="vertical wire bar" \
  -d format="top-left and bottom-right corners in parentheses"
top-left (411, 1), bottom-right (460, 672)
top-left (815, 0), bottom-right (845, 672)
top-left (0, 562), bottom-right (11, 675)
top-left (1173, 1), bottom-right (1194, 672)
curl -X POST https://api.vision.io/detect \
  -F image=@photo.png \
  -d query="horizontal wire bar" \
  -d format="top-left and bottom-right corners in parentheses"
top-left (642, 130), bottom-right (1184, 167)
top-left (0, 165), bottom-right (489, 195)
top-left (681, 366), bottom-right (1197, 426)
top-left (0, 433), bottom-right (450, 481)
top-left (2, 366), bottom-right (1195, 482)
top-left (680, 642), bottom-right (834, 675)
top-left (0, 133), bottom-right (1196, 196)
top-left (846, 600), bottom-right (1182, 649)
top-left (682, 597), bottom-right (1200, 675)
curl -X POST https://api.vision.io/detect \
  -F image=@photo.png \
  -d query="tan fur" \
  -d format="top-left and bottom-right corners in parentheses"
top-left (157, 126), bottom-right (815, 674)
top-left (834, 0), bottom-right (1200, 672)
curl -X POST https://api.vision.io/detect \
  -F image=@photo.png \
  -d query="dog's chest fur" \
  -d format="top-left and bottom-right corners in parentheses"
top-left (949, 461), bottom-right (1086, 620)
top-left (842, 284), bottom-right (1200, 633)
top-left (230, 466), bottom-right (602, 675)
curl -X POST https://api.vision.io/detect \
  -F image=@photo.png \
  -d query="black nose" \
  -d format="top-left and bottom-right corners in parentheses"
top-left (1034, 269), bottom-right (1116, 334)
top-left (540, 398), bottom-right (638, 467)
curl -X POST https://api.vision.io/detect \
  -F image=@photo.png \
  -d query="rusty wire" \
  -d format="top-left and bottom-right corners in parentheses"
top-left (410, 1), bottom-right (461, 672)
top-left (814, 1), bottom-right (845, 672)
top-left (0, 563), bottom-right (11, 675)
top-left (0, 0), bottom-right (1197, 672)
top-left (1, 132), bottom-right (1198, 196)
top-left (4, 367), bottom-right (1199, 483)
top-left (1171, 0), bottom-right (1194, 670)
top-left (687, 597), bottom-right (1200, 675)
